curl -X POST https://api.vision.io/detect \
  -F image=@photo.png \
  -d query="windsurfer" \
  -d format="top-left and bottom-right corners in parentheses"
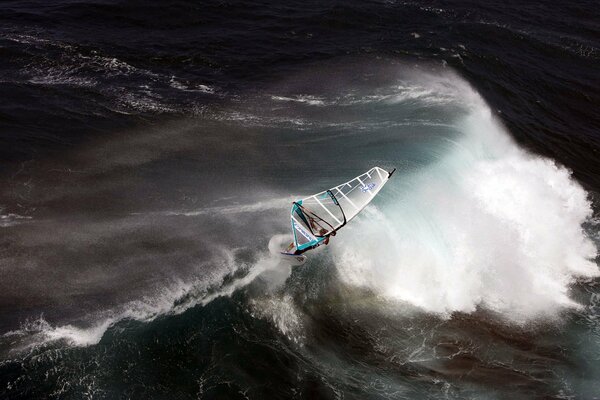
top-left (286, 214), bottom-right (335, 255)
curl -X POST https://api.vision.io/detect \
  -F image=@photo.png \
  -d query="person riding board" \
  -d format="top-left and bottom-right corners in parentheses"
top-left (285, 209), bottom-right (336, 255)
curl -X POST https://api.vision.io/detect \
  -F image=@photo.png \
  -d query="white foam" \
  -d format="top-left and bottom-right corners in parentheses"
top-left (0, 210), bottom-right (32, 227)
top-left (169, 77), bottom-right (215, 93)
top-left (250, 294), bottom-right (304, 344)
top-left (271, 95), bottom-right (326, 106)
top-left (2, 282), bottom-right (194, 351)
top-left (332, 73), bottom-right (598, 322)
top-left (2, 247), bottom-right (287, 351)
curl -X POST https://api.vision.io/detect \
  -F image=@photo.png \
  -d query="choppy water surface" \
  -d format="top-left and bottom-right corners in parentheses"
top-left (0, 1), bottom-right (599, 399)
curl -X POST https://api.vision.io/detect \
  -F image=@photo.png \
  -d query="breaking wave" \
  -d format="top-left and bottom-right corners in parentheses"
top-left (2, 69), bottom-right (597, 357)
top-left (332, 73), bottom-right (598, 321)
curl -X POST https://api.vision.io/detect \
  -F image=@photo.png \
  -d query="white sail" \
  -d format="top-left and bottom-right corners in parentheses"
top-left (290, 166), bottom-right (394, 252)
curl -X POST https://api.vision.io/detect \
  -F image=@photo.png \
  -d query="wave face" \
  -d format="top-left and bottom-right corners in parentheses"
top-left (1, 1), bottom-right (600, 399)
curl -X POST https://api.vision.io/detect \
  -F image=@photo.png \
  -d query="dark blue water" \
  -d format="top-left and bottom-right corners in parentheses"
top-left (1, 1), bottom-right (599, 399)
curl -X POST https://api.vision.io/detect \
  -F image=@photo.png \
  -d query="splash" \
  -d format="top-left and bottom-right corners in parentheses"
top-left (250, 294), bottom-right (305, 344)
top-left (0, 248), bottom-right (286, 353)
top-left (332, 73), bottom-right (598, 321)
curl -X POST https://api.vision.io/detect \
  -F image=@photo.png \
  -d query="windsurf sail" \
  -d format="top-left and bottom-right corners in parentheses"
top-left (290, 166), bottom-right (395, 253)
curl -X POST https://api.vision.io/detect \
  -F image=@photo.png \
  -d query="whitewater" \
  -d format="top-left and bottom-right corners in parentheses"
top-left (333, 71), bottom-right (598, 321)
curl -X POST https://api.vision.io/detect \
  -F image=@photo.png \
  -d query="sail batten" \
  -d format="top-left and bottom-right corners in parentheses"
top-left (334, 187), bottom-right (358, 210)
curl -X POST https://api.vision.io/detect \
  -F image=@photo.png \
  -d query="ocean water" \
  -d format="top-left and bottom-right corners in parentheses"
top-left (0, 1), bottom-right (599, 399)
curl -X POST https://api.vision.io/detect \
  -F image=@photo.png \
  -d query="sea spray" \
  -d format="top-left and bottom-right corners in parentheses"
top-left (332, 75), bottom-right (598, 321)
top-left (0, 247), bottom-right (285, 352)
